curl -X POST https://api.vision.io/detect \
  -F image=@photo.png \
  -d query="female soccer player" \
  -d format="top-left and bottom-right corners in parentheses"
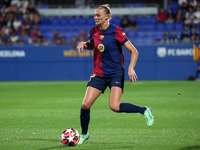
top-left (76, 4), bottom-right (154, 145)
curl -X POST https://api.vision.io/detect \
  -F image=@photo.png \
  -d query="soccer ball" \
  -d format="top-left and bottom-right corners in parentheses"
top-left (61, 128), bottom-right (80, 146)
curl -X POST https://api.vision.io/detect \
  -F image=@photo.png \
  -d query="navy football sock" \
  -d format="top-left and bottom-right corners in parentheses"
top-left (119, 103), bottom-right (146, 114)
top-left (80, 107), bottom-right (90, 135)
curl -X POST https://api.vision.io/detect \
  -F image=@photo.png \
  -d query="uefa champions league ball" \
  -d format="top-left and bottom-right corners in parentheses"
top-left (61, 128), bottom-right (80, 146)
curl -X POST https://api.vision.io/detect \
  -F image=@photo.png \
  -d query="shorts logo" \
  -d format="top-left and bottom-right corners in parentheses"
top-left (89, 74), bottom-right (96, 82)
top-left (115, 81), bottom-right (121, 84)
top-left (98, 44), bottom-right (105, 52)
top-left (100, 35), bottom-right (104, 40)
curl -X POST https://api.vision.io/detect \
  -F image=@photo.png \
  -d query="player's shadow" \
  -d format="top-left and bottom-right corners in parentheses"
top-left (37, 141), bottom-right (132, 150)
top-left (37, 146), bottom-right (66, 150)
top-left (27, 138), bottom-right (66, 150)
top-left (179, 145), bottom-right (200, 150)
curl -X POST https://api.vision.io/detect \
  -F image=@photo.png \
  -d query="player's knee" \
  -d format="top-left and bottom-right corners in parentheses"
top-left (109, 104), bottom-right (120, 112)
top-left (82, 101), bottom-right (91, 110)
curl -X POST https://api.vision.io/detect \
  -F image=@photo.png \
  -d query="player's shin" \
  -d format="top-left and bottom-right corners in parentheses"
top-left (80, 107), bottom-right (90, 135)
top-left (118, 102), bottom-right (146, 114)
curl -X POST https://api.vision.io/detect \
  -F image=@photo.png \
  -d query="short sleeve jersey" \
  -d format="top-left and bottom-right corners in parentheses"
top-left (89, 24), bottom-right (128, 77)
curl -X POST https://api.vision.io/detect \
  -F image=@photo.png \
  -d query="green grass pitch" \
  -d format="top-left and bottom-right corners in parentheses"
top-left (0, 81), bottom-right (200, 150)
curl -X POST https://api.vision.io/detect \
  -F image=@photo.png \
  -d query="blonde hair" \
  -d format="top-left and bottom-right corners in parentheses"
top-left (97, 4), bottom-right (112, 20)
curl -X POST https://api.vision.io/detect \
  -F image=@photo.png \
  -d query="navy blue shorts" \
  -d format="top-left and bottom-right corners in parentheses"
top-left (87, 74), bottom-right (125, 93)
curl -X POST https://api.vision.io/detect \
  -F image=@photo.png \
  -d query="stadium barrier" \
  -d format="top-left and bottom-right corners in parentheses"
top-left (38, 7), bottom-right (158, 16)
top-left (0, 44), bottom-right (197, 81)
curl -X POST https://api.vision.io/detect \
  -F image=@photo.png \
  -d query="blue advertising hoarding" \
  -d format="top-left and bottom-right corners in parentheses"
top-left (0, 44), bottom-right (197, 80)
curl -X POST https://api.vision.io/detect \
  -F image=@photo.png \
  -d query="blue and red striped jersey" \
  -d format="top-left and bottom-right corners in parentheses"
top-left (89, 24), bottom-right (128, 77)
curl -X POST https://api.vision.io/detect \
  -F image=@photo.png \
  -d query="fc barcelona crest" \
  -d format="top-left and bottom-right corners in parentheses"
top-left (98, 44), bottom-right (105, 52)
top-left (100, 35), bottom-right (104, 40)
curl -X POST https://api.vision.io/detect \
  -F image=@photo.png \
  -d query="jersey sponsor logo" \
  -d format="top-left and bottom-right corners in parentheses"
top-left (100, 35), bottom-right (104, 40)
top-left (98, 44), bottom-right (105, 52)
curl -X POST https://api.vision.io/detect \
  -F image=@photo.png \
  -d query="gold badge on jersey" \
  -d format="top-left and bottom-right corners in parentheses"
top-left (100, 35), bottom-right (104, 40)
top-left (122, 32), bottom-right (125, 36)
top-left (98, 44), bottom-right (105, 52)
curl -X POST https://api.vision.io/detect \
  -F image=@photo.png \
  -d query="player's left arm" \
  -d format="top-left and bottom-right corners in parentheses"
top-left (124, 40), bottom-right (138, 83)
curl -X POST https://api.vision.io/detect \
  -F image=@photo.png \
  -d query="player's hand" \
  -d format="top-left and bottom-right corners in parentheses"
top-left (128, 67), bottom-right (138, 83)
top-left (76, 42), bottom-right (85, 56)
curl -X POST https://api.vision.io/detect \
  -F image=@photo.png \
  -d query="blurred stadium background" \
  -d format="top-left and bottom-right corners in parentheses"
top-left (0, 0), bottom-right (200, 81)
top-left (0, 1), bottom-right (200, 150)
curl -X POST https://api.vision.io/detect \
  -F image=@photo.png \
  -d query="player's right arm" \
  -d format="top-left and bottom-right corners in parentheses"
top-left (77, 40), bottom-right (94, 56)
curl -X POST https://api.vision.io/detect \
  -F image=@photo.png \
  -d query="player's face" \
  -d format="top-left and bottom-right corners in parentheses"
top-left (94, 8), bottom-right (108, 26)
